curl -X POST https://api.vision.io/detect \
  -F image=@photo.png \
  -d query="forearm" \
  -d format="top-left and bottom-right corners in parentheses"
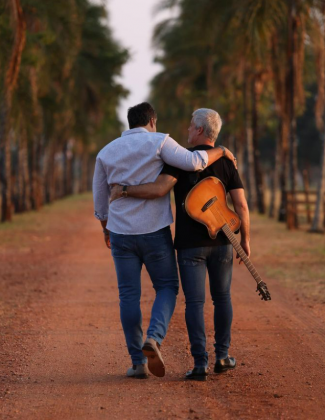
top-left (100, 220), bottom-right (108, 230)
top-left (206, 145), bottom-right (237, 168)
top-left (93, 158), bottom-right (110, 221)
top-left (234, 202), bottom-right (250, 242)
top-left (161, 136), bottom-right (236, 171)
top-left (127, 183), bottom-right (166, 199)
top-left (99, 220), bottom-right (110, 249)
top-left (205, 147), bottom-right (224, 165)
top-left (110, 175), bottom-right (177, 202)
top-left (160, 136), bottom-right (209, 171)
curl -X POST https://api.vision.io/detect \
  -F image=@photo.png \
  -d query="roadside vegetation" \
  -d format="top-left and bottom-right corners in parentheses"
top-left (1, 0), bottom-right (324, 237)
top-left (0, 0), bottom-right (128, 222)
top-left (150, 0), bottom-right (325, 231)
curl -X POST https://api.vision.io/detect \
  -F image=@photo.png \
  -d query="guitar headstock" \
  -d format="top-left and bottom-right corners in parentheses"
top-left (256, 281), bottom-right (271, 301)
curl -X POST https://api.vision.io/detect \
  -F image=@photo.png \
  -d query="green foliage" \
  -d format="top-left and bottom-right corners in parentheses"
top-left (1, 0), bottom-right (129, 153)
top-left (0, 0), bottom-right (129, 221)
top-left (151, 0), bottom-right (322, 170)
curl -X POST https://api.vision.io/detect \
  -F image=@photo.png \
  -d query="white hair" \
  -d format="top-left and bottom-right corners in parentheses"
top-left (192, 108), bottom-right (222, 142)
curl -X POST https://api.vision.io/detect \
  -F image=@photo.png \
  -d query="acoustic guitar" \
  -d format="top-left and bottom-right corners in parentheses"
top-left (185, 176), bottom-right (271, 301)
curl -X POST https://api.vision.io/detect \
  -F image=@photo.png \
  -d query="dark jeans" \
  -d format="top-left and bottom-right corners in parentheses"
top-left (110, 227), bottom-right (179, 365)
top-left (177, 244), bottom-right (233, 367)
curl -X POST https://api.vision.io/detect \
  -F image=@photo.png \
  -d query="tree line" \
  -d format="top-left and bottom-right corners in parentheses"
top-left (150, 0), bottom-right (325, 232)
top-left (0, 0), bottom-right (128, 222)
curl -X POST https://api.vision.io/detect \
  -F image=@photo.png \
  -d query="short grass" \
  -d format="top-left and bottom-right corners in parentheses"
top-left (250, 213), bottom-right (325, 303)
top-left (0, 193), bottom-right (92, 248)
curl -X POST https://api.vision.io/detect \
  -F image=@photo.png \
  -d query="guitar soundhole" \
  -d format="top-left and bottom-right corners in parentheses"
top-left (229, 218), bottom-right (236, 227)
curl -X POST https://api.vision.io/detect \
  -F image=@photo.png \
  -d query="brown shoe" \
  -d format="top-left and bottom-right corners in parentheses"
top-left (142, 338), bottom-right (165, 377)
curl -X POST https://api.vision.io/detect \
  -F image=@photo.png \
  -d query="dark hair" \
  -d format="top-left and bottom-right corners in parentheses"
top-left (127, 102), bottom-right (157, 129)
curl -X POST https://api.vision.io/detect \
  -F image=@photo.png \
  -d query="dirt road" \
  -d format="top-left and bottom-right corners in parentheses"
top-left (1, 196), bottom-right (325, 419)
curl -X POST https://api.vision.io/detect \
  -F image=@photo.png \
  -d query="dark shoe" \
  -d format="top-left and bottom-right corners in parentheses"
top-left (142, 338), bottom-right (165, 377)
top-left (214, 356), bottom-right (236, 373)
top-left (126, 363), bottom-right (149, 379)
top-left (185, 367), bottom-right (208, 381)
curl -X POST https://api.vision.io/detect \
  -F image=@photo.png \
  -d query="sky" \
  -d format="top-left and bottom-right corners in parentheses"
top-left (100, 0), bottom-right (176, 129)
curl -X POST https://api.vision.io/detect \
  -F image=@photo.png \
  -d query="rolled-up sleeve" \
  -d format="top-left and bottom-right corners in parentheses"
top-left (93, 157), bottom-right (110, 221)
top-left (160, 135), bottom-right (208, 171)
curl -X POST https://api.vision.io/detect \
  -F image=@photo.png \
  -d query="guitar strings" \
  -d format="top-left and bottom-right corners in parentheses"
top-left (209, 205), bottom-right (261, 284)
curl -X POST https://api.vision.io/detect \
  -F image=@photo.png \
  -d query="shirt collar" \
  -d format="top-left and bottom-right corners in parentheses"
top-left (192, 144), bottom-right (214, 151)
top-left (121, 127), bottom-right (149, 137)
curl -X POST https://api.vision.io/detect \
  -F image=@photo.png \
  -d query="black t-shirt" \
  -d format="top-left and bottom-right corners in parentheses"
top-left (160, 144), bottom-right (244, 249)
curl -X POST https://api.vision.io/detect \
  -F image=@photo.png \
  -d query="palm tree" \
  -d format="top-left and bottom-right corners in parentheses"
top-left (152, 0), bottom-right (286, 213)
top-left (0, 0), bottom-right (129, 222)
top-left (0, 0), bottom-right (26, 222)
top-left (152, 0), bottom-right (323, 227)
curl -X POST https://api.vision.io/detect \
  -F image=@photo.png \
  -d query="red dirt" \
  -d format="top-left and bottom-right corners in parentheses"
top-left (1, 197), bottom-right (325, 419)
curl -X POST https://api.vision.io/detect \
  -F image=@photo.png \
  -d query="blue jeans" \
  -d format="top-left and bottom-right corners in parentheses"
top-left (110, 227), bottom-right (179, 365)
top-left (177, 245), bottom-right (233, 367)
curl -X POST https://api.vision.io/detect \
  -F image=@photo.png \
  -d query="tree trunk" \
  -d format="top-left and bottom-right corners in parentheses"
top-left (269, 117), bottom-right (282, 218)
top-left (251, 76), bottom-right (265, 214)
top-left (62, 142), bottom-right (73, 196)
top-left (236, 131), bottom-right (246, 188)
top-left (0, 0), bottom-right (26, 222)
top-left (44, 143), bottom-right (56, 204)
top-left (310, 132), bottom-right (325, 232)
top-left (14, 133), bottom-right (22, 213)
top-left (243, 77), bottom-right (257, 211)
top-left (206, 49), bottom-right (214, 103)
top-left (20, 123), bottom-right (31, 211)
top-left (29, 67), bottom-right (44, 209)
top-left (72, 154), bottom-right (80, 194)
top-left (310, 1), bottom-right (325, 233)
top-left (278, 118), bottom-right (289, 221)
top-left (14, 126), bottom-right (30, 213)
top-left (30, 140), bottom-right (41, 210)
top-left (14, 129), bottom-right (23, 213)
top-left (0, 106), bottom-right (13, 222)
top-left (270, 32), bottom-right (288, 222)
top-left (80, 152), bottom-right (89, 193)
top-left (286, 0), bottom-right (299, 228)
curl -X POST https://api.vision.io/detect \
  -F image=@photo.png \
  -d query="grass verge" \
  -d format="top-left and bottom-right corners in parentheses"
top-left (250, 213), bottom-right (325, 303)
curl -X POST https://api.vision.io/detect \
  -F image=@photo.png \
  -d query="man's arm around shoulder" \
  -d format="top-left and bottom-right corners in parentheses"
top-left (161, 136), bottom-right (237, 171)
top-left (110, 174), bottom-right (177, 202)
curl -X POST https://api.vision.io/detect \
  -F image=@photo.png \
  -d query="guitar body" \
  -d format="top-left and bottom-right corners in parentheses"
top-left (185, 176), bottom-right (271, 301)
top-left (185, 176), bottom-right (241, 239)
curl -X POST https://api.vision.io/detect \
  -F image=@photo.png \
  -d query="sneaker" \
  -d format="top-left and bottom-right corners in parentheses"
top-left (126, 364), bottom-right (149, 379)
top-left (142, 338), bottom-right (165, 377)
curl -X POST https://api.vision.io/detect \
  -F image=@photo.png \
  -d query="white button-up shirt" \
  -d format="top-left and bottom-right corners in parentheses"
top-left (93, 127), bottom-right (208, 234)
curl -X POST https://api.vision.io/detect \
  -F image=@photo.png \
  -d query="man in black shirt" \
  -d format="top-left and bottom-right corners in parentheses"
top-left (111, 108), bottom-right (250, 381)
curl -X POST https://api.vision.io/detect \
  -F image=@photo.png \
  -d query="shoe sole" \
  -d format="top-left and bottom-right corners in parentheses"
top-left (142, 344), bottom-right (165, 377)
top-left (185, 375), bottom-right (207, 382)
top-left (214, 365), bottom-right (236, 374)
top-left (134, 374), bottom-right (149, 379)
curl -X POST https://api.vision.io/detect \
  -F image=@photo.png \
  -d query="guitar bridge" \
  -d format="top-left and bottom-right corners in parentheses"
top-left (201, 196), bottom-right (217, 212)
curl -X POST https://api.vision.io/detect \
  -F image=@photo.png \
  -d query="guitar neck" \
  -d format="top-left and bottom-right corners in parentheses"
top-left (221, 224), bottom-right (262, 286)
